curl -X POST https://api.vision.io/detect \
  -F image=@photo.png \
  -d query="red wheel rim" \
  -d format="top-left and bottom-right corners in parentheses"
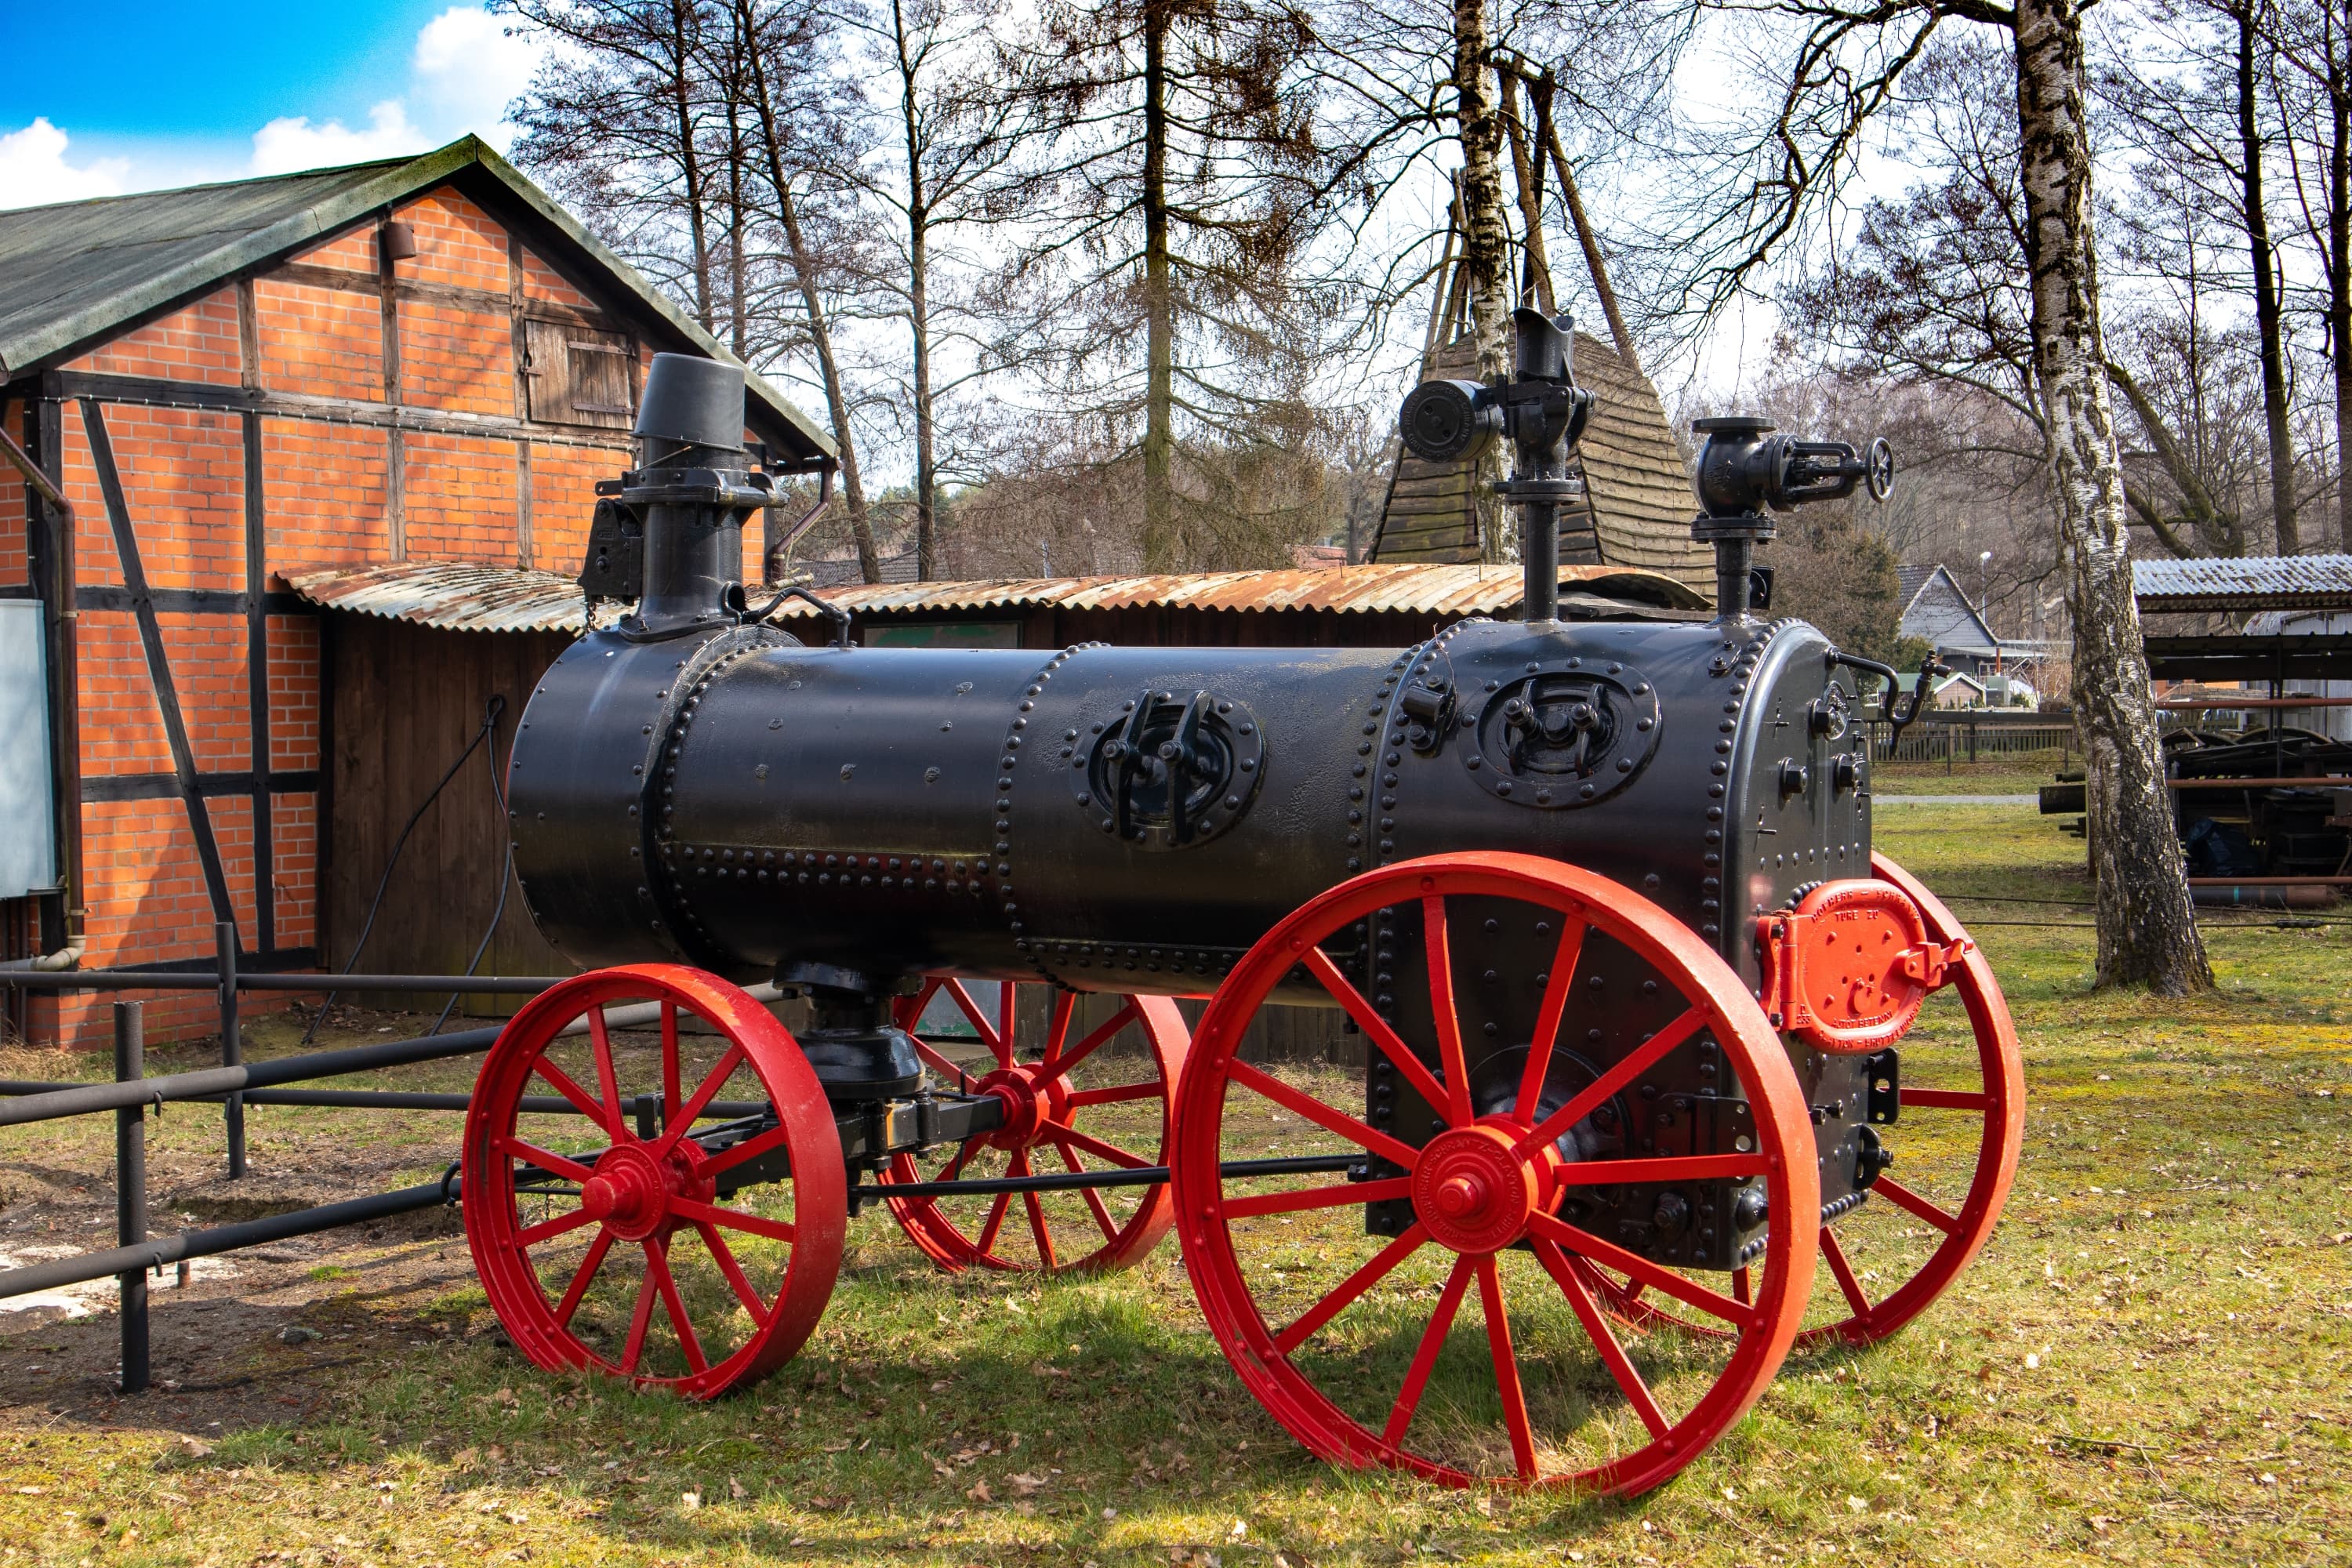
top-left (1173, 853), bottom-right (1817, 1496)
top-left (875, 978), bottom-right (1189, 1274)
top-left (1573, 855), bottom-right (2024, 1348)
top-left (462, 965), bottom-right (846, 1399)
top-left (1795, 851), bottom-right (2023, 1345)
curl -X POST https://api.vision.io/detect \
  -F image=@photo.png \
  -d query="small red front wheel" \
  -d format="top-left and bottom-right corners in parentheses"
top-left (1174, 853), bottom-right (1818, 1496)
top-left (463, 965), bottom-right (847, 1399)
top-left (876, 978), bottom-right (1189, 1274)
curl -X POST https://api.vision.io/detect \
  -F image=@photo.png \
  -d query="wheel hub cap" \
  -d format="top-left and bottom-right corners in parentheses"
top-left (579, 1145), bottom-right (674, 1241)
top-left (1412, 1125), bottom-right (1540, 1254)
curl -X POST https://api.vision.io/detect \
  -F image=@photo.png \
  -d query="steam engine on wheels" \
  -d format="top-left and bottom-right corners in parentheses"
top-left (461, 325), bottom-right (2024, 1496)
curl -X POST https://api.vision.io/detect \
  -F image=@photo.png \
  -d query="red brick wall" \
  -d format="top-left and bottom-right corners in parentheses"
top-left (59, 405), bottom-right (245, 593)
top-left (261, 418), bottom-right (390, 575)
top-left (0, 399), bottom-right (25, 589)
top-left (397, 189), bottom-right (509, 292)
top-left (63, 288), bottom-right (244, 386)
top-left (401, 299), bottom-right (514, 415)
top-left (292, 227), bottom-right (379, 272)
top-left (256, 278), bottom-right (382, 400)
top-left (406, 431), bottom-right (521, 561)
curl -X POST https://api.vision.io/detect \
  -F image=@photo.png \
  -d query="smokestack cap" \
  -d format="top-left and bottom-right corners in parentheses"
top-left (634, 354), bottom-right (746, 452)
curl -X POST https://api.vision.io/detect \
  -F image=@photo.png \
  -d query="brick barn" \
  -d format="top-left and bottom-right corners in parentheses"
top-left (0, 136), bottom-right (833, 1049)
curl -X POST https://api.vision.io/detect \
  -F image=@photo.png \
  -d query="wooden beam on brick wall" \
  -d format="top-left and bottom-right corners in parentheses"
top-left (270, 260), bottom-right (621, 336)
top-left (242, 408), bottom-right (275, 954)
top-left (76, 398), bottom-right (238, 931)
top-left (83, 771), bottom-right (321, 804)
top-left (44, 371), bottom-right (636, 455)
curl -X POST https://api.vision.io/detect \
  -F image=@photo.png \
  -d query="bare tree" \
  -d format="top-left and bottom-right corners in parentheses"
top-left (2268, 0), bottom-right (2352, 547)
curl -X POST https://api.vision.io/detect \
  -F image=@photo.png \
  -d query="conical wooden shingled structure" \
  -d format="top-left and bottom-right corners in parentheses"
top-left (1367, 98), bottom-right (1711, 593)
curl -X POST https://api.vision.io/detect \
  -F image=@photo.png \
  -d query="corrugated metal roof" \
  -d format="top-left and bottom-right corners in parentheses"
top-left (285, 559), bottom-right (1705, 634)
top-left (774, 561), bottom-right (1708, 618)
top-left (286, 561), bottom-right (589, 634)
top-left (0, 136), bottom-right (830, 462)
top-left (2135, 554), bottom-right (2352, 612)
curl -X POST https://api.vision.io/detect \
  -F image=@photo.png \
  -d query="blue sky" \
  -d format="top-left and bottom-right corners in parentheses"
top-left (0, 3), bottom-right (550, 206)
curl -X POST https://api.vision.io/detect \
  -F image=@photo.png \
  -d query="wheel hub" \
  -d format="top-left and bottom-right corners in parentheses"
top-left (974, 1065), bottom-right (1071, 1150)
top-left (578, 1143), bottom-right (692, 1242)
top-left (1412, 1124), bottom-right (1541, 1254)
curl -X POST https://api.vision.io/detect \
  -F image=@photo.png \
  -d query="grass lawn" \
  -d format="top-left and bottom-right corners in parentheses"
top-left (2, 801), bottom-right (2349, 1566)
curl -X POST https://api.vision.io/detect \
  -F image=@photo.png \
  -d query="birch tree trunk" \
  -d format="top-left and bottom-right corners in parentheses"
top-left (1141, 0), bottom-right (1179, 571)
top-left (2012, 0), bottom-right (2211, 993)
top-left (1454, 0), bottom-right (1512, 562)
top-left (739, 0), bottom-right (880, 583)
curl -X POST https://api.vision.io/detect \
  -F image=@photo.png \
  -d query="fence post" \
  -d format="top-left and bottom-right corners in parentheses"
top-left (114, 1000), bottom-right (149, 1396)
top-left (217, 920), bottom-right (244, 1180)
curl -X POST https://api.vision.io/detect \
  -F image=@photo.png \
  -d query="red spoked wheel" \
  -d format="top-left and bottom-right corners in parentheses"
top-left (463, 964), bottom-right (846, 1398)
top-left (875, 978), bottom-right (1189, 1273)
top-left (1574, 855), bottom-right (2024, 1348)
top-left (1798, 852), bottom-right (2023, 1345)
top-left (1174, 853), bottom-right (1818, 1496)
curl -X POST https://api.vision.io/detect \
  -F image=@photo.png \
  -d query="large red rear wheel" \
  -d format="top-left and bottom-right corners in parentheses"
top-left (463, 965), bottom-right (846, 1399)
top-left (1576, 855), bottom-right (2024, 1348)
top-left (1174, 853), bottom-right (1817, 1496)
top-left (876, 978), bottom-right (1188, 1274)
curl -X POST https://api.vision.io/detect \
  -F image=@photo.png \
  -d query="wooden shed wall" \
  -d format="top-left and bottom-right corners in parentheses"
top-left (325, 617), bottom-right (570, 1011)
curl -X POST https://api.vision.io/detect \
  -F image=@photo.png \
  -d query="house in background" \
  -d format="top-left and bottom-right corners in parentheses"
top-left (1895, 564), bottom-right (2049, 680)
top-left (0, 136), bottom-right (832, 1047)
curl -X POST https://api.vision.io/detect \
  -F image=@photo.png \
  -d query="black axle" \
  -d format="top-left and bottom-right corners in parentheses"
top-left (851, 1152), bottom-right (1359, 1200)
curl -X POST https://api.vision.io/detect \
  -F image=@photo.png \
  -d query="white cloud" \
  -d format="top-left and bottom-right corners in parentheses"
top-left (410, 5), bottom-right (548, 148)
top-left (0, 118), bottom-right (131, 210)
top-left (245, 7), bottom-right (547, 175)
top-left (249, 100), bottom-right (432, 176)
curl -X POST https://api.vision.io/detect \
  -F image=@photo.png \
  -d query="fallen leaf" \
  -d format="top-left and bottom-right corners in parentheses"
top-left (681, 1491), bottom-right (702, 1510)
top-left (728, 1477), bottom-right (747, 1501)
top-left (967, 1479), bottom-right (994, 1504)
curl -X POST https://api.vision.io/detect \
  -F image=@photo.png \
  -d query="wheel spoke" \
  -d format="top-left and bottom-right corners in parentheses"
top-left (975, 1187), bottom-right (1014, 1258)
top-left (910, 1036), bottom-right (971, 1086)
top-left (1549, 1154), bottom-right (1767, 1187)
top-left (517, 1206), bottom-right (599, 1248)
top-left (1036, 989), bottom-right (1077, 1069)
top-left (1272, 1225), bottom-right (1428, 1356)
top-left (670, 1197), bottom-right (797, 1247)
top-left (1222, 1176), bottom-right (1411, 1221)
top-left (1517, 1005), bottom-right (1710, 1156)
top-left (620, 1258), bottom-right (659, 1374)
top-left (1871, 1175), bottom-right (1960, 1234)
top-left (1065, 1080), bottom-right (1162, 1109)
top-left (1902, 1087), bottom-right (1991, 1112)
top-left (1227, 1059), bottom-right (1422, 1169)
top-left (1421, 895), bottom-right (1475, 1126)
top-left (1513, 920), bottom-right (1589, 1123)
top-left (1532, 1238), bottom-right (1671, 1439)
top-left (648, 1042), bottom-right (747, 1158)
top-left (646, 1239), bottom-right (707, 1374)
top-left (996, 982), bottom-right (1017, 1066)
top-left (531, 1057), bottom-right (620, 1138)
top-left (1300, 946), bottom-right (1453, 1127)
top-left (1526, 1211), bottom-right (1759, 1329)
top-left (500, 1137), bottom-right (598, 1184)
top-left (1056, 1141), bottom-right (1123, 1243)
top-left (1022, 1189), bottom-right (1059, 1269)
top-left (660, 1000), bottom-right (683, 1124)
top-left (1821, 1227), bottom-right (1871, 1316)
top-left (1047, 1002), bottom-right (1137, 1079)
top-left (587, 1007), bottom-right (625, 1131)
top-left (1049, 1123), bottom-right (1151, 1171)
top-left (1475, 1255), bottom-right (1539, 1481)
top-left (693, 1221), bottom-right (771, 1326)
top-left (701, 1121), bottom-right (793, 1179)
top-left (1381, 1254), bottom-right (1474, 1446)
top-left (1733, 1267), bottom-right (1751, 1306)
top-left (551, 1226), bottom-right (617, 1330)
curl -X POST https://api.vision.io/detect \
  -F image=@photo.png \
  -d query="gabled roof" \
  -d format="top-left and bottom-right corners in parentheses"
top-left (1895, 563), bottom-right (2002, 654)
top-left (0, 136), bottom-right (831, 463)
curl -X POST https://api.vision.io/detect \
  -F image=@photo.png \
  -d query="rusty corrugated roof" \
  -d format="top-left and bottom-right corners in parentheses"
top-left (285, 561), bottom-right (589, 633)
top-left (2134, 554), bottom-right (2352, 612)
top-left (285, 558), bottom-right (1706, 634)
top-left (779, 562), bottom-right (1707, 618)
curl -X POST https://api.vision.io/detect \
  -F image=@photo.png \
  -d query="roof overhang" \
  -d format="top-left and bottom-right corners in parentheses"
top-left (2133, 554), bottom-right (2352, 615)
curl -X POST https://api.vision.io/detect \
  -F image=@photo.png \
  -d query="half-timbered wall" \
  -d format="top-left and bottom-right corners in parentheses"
top-left (2, 182), bottom-right (766, 1049)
